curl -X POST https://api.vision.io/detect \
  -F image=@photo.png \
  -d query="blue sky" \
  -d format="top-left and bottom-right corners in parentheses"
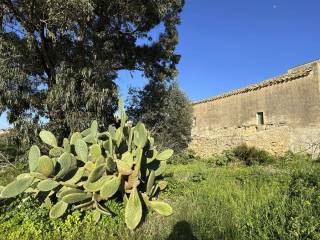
top-left (1, 0), bottom-right (319, 128)
top-left (118, 0), bottom-right (320, 101)
top-left (176, 0), bottom-right (320, 101)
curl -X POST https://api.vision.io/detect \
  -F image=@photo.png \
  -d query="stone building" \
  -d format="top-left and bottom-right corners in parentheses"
top-left (190, 60), bottom-right (320, 157)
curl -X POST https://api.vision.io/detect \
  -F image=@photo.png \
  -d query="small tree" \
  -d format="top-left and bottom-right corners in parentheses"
top-left (127, 81), bottom-right (193, 152)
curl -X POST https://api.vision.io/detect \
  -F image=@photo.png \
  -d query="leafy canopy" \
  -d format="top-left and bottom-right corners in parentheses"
top-left (127, 81), bottom-right (193, 152)
top-left (0, 0), bottom-right (184, 144)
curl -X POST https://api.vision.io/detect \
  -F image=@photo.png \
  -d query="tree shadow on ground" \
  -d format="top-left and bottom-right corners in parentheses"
top-left (167, 221), bottom-right (198, 240)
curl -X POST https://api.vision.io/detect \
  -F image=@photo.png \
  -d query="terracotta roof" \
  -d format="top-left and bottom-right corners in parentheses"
top-left (193, 67), bottom-right (313, 105)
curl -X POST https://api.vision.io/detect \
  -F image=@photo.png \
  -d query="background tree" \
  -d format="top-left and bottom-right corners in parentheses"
top-left (127, 81), bottom-right (193, 152)
top-left (0, 0), bottom-right (184, 147)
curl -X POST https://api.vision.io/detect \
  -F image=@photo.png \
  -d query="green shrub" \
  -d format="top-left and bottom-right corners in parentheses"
top-left (201, 156), bottom-right (217, 167)
top-left (215, 150), bottom-right (237, 166)
top-left (202, 150), bottom-right (237, 167)
top-left (167, 149), bottom-right (199, 165)
top-left (0, 99), bottom-right (174, 230)
top-left (214, 155), bottom-right (228, 167)
top-left (279, 151), bottom-right (311, 163)
top-left (279, 151), bottom-right (296, 162)
top-left (187, 172), bottom-right (205, 183)
top-left (233, 144), bottom-right (275, 166)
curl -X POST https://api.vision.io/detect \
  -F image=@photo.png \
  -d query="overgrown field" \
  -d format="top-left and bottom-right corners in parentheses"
top-left (0, 151), bottom-right (319, 240)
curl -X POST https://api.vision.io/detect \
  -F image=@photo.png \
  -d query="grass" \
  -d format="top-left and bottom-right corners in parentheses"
top-left (0, 152), bottom-right (319, 239)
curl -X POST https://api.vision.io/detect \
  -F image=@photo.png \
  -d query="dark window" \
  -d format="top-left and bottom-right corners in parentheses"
top-left (257, 112), bottom-right (264, 125)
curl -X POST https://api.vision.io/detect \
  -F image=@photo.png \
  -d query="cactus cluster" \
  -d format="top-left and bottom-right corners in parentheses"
top-left (0, 99), bottom-right (173, 230)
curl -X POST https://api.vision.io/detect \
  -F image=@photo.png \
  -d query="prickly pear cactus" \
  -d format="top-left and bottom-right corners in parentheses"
top-left (0, 98), bottom-right (173, 230)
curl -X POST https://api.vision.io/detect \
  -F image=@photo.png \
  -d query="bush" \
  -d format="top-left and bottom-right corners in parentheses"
top-left (202, 150), bottom-right (237, 167)
top-left (233, 144), bottom-right (275, 166)
top-left (215, 150), bottom-right (237, 166)
top-left (167, 149), bottom-right (199, 165)
top-left (187, 172), bottom-right (205, 183)
top-left (279, 151), bottom-right (311, 163)
top-left (0, 99), bottom-right (174, 230)
top-left (201, 156), bottom-right (216, 167)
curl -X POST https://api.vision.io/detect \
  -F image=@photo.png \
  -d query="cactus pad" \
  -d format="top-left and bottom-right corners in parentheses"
top-left (39, 130), bottom-right (58, 147)
top-left (125, 187), bottom-right (142, 230)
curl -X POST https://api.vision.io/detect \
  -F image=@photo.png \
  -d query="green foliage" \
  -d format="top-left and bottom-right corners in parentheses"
top-left (0, 153), bottom-right (320, 239)
top-left (0, 0), bottom-right (184, 148)
top-left (127, 82), bottom-right (193, 152)
top-left (166, 157), bottom-right (320, 240)
top-left (279, 151), bottom-right (311, 165)
top-left (242, 167), bottom-right (320, 239)
top-left (0, 132), bottom-right (25, 167)
top-left (201, 149), bottom-right (237, 167)
top-left (168, 149), bottom-right (199, 165)
top-left (0, 196), bottom-right (127, 240)
top-left (187, 172), bottom-right (206, 183)
top-left (214, 150), bottom-right (237, 166)
top-left (0, 163), bottom-right (26, 185)
top-left (201, 146), bottom-right (274, 167)
top-left (0, 99), bottom-right (173, 230)
top-left (289, 169), bottom-right (320, 198)
top-left (233, 144), bottom-right (275, 166)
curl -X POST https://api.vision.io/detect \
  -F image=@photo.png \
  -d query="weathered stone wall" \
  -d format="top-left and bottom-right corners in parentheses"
top-left (190, 60), bottom-right (320, 157)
